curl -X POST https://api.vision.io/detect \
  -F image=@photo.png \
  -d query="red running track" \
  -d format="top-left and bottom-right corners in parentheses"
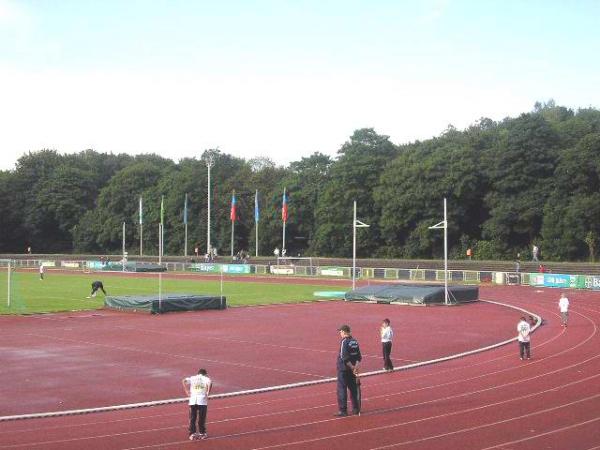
top-left (2, 285), bottom-right (600, 449)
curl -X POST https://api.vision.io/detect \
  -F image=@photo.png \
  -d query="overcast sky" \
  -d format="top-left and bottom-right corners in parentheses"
top-left (0, 0), bottom-right (598, 171)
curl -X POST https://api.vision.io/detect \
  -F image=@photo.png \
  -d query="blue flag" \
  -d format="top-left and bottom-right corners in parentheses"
top-left (254, 190), bottom-right (259, 222)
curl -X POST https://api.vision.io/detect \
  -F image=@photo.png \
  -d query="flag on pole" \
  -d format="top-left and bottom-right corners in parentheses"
top-left (230, 191), bottom-right (237, 222)
top-left (183, 193), bottom-right (188, 225)
top-left (254, 190), bottom-right (259, 222)
top-left (139, 196), bottom-right (143, 225)
top-left (282, 188), bottom-right (288, 223)
top-left (160, 196), bottom-right (164, 225)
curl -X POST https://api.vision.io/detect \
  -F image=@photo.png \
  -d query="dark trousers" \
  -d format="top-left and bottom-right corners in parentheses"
top-left (382, 341), bottom-right (393, 370)
top-left (337, 370), bottom-right (359, 413)
top-left (188, 404), bottom-right (207, 434)
top-left (519, 341), bottom-right (531, 359)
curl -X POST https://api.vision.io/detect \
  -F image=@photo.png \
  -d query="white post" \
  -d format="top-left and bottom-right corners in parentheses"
top-left (443, 197), bottom-right (448, 305)
top-left (230, 220), bottom-right (235, 257)
top-left (158, 272), bottom-right (162, 313)
top-left (255, 190), bottom-right (259, 257)
top-left (206, 155), bottom-right (214, 255)
top-left (353, 201), bottom-right (357, 291)
top-left (122, 222), bottom-right (126, 272)
top-left (140, 224), bottom-right (143, 256)
top-left (255, 221), bottom-right (259, 258)
top-left (7, 260), bottom-right (11, 307)
top-left (184, 223), bottom-right (188, 257)
top-left (158, 223), bottom-right (162, 264)
top-left (282, 222), bottom-right (286, 256)
top-left (428, 198), bottom-right (449, 305)
top-left (352, 200), bottom-right (370, 291)
top-left (184, 193), bottom-right (188, 257)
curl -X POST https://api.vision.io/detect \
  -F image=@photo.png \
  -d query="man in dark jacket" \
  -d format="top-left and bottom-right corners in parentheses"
top-left (335, 324), bottom-right (362, 416)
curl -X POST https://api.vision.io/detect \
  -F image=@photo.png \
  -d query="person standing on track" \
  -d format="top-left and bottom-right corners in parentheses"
top-left (517, 316), bottom-right (531, 360)
top-left (380, 318), bottom-right (394, 371)
top-left (87, 281), bottom-right (107, 298)
top-left (182, 368), bottom-right (212, 440)
top-left (559, 292), bottom-right (570, 327)
top-left (335, 324), bottom-right (362, 416)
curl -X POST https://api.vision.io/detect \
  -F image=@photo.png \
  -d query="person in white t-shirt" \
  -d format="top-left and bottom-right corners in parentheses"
top-left (182, 368), bottom-right (212, 440)
top-left (380, 318), bottom-right (394, 371)
top-left (559, 293), bottom-right (570, 327)
top-left (39, 264), bottom-right (44, 280)
top-left (517, 316), bottom-right (531, 360)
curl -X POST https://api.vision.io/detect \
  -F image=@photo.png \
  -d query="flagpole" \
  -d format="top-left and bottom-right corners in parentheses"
top-left (122, 221), bottom-right (126, 273)
top-left (231, 220), bottom-right (234, 257)
top-left (282, 187), bottom-right (287, 254)
top-left (230, 191), bottom-right (235, 258)
top-left (139, 196), bottom-right (143, 256)
top-left (184, 193), bottom-right (188, 257)
top-left (255, 190), bottom-right (259, 257)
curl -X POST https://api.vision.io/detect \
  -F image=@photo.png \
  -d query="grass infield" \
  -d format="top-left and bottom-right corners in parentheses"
top-left (0, 271), bottom-right (347, 314)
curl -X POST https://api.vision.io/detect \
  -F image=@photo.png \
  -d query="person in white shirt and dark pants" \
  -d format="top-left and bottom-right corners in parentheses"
top-left (380, 318), bottom-right (394, 371)
top-left (182, 368), bottom-right (212, 440)
top-left (517, 316), bottom-right (531, 360)
top-left (559, 293), bottom-right (570, 327)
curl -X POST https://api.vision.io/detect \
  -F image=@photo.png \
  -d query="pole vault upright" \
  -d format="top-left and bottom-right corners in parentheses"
top-left (428, 197), bottom-right (448, 305)
top-left (352, 201), bottom-right (370, 291)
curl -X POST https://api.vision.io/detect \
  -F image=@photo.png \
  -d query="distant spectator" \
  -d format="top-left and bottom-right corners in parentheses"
top-left (26, 246), bottom-right (32, 254)
top-left (39, 263), bottom-right (44, 280)
top-left (532, 245), bottom-right (539, 262)
top-left (274, 247), bottom-right (280, 257)
top-left (515, 259), bottom-right (521, 273)
top-left (466, 248), bottom-right (472, 260)
top-left (194, 245), bottom-right (199, 257)
top-left (539, 264), bottom-right (546, 273)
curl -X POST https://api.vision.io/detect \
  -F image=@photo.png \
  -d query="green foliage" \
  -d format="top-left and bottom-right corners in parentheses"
top-left (2, 103), bottom-right (600, 261)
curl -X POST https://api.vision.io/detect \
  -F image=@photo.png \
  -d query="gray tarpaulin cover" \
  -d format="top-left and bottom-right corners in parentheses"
top-left (344, 284), bottom-right (478, 305)
top-left (104, 293), bottom-right (226, 314)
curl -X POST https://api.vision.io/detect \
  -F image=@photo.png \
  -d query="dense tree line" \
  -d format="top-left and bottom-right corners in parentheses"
top-left (1, 101), bottom-right (599, 261)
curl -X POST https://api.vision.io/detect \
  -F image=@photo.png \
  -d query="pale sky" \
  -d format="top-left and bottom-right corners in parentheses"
top-left (1, 0), bottom-right (598, 171)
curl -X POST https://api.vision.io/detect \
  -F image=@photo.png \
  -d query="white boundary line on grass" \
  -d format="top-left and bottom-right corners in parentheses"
top-left (0, 299), bottom-right (541, 422)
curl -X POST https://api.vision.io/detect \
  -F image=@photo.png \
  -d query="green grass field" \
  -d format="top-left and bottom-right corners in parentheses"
top-left (0, 270), bottom-right (347, 314)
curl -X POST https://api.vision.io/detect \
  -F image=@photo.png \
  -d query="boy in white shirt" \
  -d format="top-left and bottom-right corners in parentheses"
top-left (380, 318), bottom-right (394, 371)
top-left (559, 293), bottom-right (570, 327)
top-left (517, 316), bottom-right (531, 360)
top-left (182, 368), bottom-right (212, 440)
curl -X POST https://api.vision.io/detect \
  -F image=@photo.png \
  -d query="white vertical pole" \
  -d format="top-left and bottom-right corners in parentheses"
top-left (184, 193), bottom-right (188, 257)
top-left (282, 187), bottom-right (286, 254)
top-left (122, 222), bottom-right (126, 272)
top-left (231, 220), bottom-right (235, 257)
top-left (255, 190), bottom-right (259, 258)
top-left (7, 260), bottom-right (11, 307)
top-left (184, 223), bottom-right (188, 257)
top-left (139, 196), bottom-right (143, 256)
top-left (158, 272), bottom-right (162, 313)
top-left (207, 160), bottom-right (212, 255)
top-left (353, 201), bottom-right (357, 291)
top-left (444, 197), bottom-right (448, 305)
top-left (158, 224), bottom-right (162, 264)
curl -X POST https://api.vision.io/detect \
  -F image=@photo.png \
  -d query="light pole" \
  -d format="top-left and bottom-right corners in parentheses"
top-left (205, 152), bottom-right (215, 256)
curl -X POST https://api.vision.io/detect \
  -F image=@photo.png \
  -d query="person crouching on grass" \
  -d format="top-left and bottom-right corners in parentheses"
top-left (87, 281), bottom-right (107, 298)
top-left (182, 368), bottom-right (212, 440)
